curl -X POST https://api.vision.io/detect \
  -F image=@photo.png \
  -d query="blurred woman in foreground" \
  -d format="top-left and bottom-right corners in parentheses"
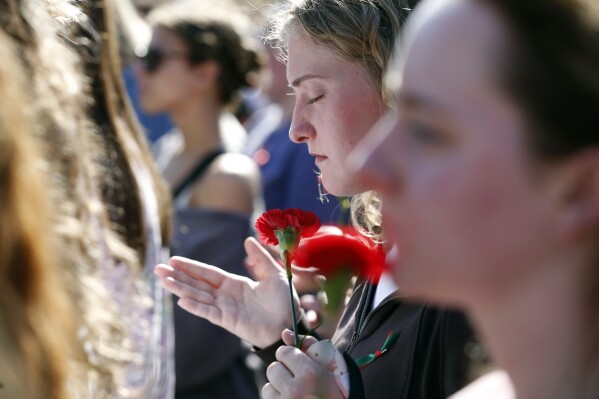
top-left (354, 0), bottom-right (599, 397)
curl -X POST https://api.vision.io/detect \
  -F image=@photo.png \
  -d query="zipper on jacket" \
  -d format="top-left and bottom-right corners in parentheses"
top-left (347, 283), bottom-right (397, 353)
top-left (348, 281), bottom-right (374, 351)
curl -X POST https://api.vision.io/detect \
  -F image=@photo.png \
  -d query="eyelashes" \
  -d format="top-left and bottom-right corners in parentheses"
top-left (286, 92), bottom-right (325, 105)
top-left (307, 94), bottom-right (324, 105)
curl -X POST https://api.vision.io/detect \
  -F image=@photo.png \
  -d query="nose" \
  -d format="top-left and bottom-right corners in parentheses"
top-left (289, 105), bottom-right (315, 143)
top-left (289, 121), bottom-right (315, 143)
top-left (349, 112), bottom-right (400, 195)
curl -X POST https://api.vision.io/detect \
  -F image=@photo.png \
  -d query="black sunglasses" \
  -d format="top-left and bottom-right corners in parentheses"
top-left (138, 47), bottom-right (189, 73)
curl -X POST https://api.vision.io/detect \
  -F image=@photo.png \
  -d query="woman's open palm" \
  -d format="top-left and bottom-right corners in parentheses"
top-left (154, 237), bottom-right (297, 348)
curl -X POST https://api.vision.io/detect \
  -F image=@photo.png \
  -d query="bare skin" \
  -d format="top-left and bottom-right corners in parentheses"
top-left (262, 331), bottom-right (344, 399)
top-left (154, 237), bottom-right (297, 348)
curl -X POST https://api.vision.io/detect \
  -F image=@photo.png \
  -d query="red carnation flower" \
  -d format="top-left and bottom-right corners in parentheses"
top-left (255, 208), bottom-right (321, 247)
top-left (253, 208), bottom-right (321, 347)
top-left (293, 227), bottom-right (385, 278)
top-left (293, 227), bottom-right (386, 314)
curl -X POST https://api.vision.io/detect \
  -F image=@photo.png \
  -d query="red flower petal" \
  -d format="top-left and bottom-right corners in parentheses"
top-left (293, 227), bottom-right (386, 281)
top-left (255, 208), bottom-right (321, 246)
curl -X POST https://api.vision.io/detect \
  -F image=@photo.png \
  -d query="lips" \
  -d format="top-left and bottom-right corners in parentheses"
top-left (309, 152), bottom-right (327, 163)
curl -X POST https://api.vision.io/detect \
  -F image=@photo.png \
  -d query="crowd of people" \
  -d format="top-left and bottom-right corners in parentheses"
top-left (1, 0), bottom-right (598, 398)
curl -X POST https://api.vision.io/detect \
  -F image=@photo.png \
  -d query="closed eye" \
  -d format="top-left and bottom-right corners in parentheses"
top-left (407, 120), bottom-right (452, 146)
top-left (307, 94), bottom-right (324, 105)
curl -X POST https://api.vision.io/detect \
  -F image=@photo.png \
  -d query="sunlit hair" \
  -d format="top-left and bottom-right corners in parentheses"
top-left (480, 0), bottom-right (599, 390)
top-left (112, 0), bottom-right (152, 62)
top-left (0, 0), bottom-right (126, 394)
top-left (81, 0), bottom-right (173, 259)
top-left (148, 0), bottom-right (265, 107)
top-left (267, 0), bottom-right (415, 105)
top-left (0, 27), bottom-right (74, 399)
top-left (267, 0), bottom-right (416, 242)
top-left (0, 0), bottom-right (172, 396)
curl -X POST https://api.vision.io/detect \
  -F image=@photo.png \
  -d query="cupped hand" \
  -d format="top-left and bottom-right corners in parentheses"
top-left (154, 237), bottom-right (298, 348)
top-left (262, 331), bottom-right (346, 399)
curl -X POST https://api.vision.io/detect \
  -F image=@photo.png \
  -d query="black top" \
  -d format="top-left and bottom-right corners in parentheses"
top-left (257, 275), bottom-right (476, 399)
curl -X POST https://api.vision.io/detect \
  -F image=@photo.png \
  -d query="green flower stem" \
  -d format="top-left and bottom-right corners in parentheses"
top-left (283, 250), bottom-right (300, 348)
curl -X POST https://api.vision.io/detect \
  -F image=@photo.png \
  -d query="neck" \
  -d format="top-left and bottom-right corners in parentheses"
top-left (468, 252), bottom-right (597, 399)
top-left (170, 97), bottom-right (222, 153)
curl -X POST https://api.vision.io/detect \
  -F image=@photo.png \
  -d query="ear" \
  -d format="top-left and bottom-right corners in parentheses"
top-left (554, 149), bottom-right (599, 242)
top-left (190, 60), bottom-right (220, 91)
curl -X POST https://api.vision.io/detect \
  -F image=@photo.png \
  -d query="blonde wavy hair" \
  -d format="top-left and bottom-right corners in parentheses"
top-left (267, 0), bottom-right (415, 241)
top-left (0, 27), bottom-right (74, 399)
top-left (0, 0), bottom-right (172, 396)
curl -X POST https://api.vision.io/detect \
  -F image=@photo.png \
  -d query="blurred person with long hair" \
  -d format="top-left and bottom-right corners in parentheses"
top-left (0, 0), bottom-right (175, 397)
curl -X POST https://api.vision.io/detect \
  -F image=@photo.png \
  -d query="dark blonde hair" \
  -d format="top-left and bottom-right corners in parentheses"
top-left (267, 0), bottom-right (415, 105)
top-left (267, 0), bottom-right (416, 242)
top-left (1, 0), bottom-right (173, 396)
top-left (82, 0), bottom-right (173, 258)
top-left (0, 27), bottom-right (73, 399)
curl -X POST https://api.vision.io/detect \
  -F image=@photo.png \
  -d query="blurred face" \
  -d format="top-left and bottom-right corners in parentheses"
top-left (135, 26), bottom-right (196, 114)
top-left (287, 25), bottom-right (384, 196)
top-left (353, 0), bottom-right (561, 306)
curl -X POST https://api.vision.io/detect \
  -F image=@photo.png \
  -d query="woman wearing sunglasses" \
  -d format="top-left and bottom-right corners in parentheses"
top-left (135, 2), bottom-right (264, 399)
top-left (354, 0), bottom-right (599, 397)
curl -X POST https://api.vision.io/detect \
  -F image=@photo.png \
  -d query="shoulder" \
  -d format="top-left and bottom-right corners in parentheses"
top-left (208, 153), bottom-right (261, 192)
top-left (189, 153), bottom-right (261, 214)
top-left (210, 153), bottom-right (260, 178)
top-left (449, 370), bottom-right (515, 399)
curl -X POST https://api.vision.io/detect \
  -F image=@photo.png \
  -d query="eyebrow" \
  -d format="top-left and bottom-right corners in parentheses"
top-left (397, 91), bottom-right (446, 113)
top-left (289, 74), bottom-right (325, 88)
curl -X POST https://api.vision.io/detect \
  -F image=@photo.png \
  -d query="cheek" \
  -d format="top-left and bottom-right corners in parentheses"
top-left (330, 103), bottom-right (379, 154)
top-left (396, 151), bottom-right (549, 304)
top-left (317, 128), bottom-right (364, 196)
top-left (141, 72), bottom-right (191, 111)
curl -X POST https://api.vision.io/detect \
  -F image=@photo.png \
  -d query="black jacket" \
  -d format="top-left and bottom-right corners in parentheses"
top-left (258, 274), bottom-right (474, 399)
top-left (336, 276), bottom-right (474, 399)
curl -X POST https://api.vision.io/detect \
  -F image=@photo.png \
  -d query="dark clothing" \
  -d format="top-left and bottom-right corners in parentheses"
top-left (337, 277), bottom-right (473, 399)
top-left (257, 275), bottom-right (474, 399)
top-left (171, 210), bottom-right (260, 399)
